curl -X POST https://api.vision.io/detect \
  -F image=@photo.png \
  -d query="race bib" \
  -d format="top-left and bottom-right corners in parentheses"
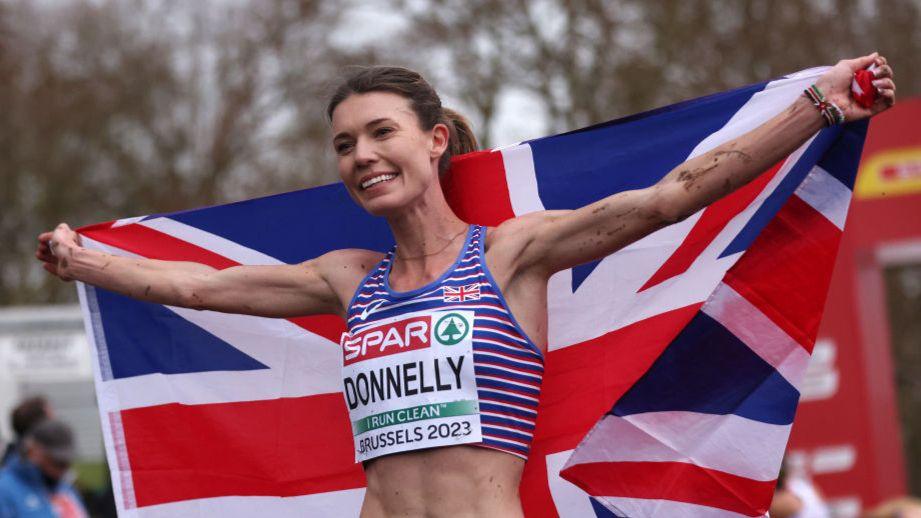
top-left (341, 309), bottom-right (482, 462)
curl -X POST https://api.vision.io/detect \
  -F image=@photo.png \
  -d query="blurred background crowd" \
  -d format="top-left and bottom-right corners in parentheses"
top-left (1, 0), bottom-right (920, 516)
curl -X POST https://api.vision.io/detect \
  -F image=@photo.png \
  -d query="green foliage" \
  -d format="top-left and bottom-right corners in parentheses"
top-left (73, 460), bottom-right (109, 492)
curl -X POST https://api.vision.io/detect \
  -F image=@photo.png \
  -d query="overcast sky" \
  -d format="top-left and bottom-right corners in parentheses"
top-left (332, 2), bottom-right (551, 147)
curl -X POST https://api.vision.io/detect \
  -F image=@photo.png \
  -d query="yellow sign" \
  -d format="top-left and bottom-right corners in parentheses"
top-left (856, 147), bottom-right (921, 198)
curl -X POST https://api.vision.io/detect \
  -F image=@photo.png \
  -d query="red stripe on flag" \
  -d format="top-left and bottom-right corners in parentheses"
top-left (443, 151), bottom-right (516, 226)
top-left (724, 195), bottom-right (843, 353)
top-left (533, 303), bottom-right (701, 453)
top-left (288, 315), bottom-right (348, 344)
top-left (521, 442), bottom-right (561, 518)
top-left (82, 223), bottom-right (238, 269)
top-left (519, 303), bottom-right (701, 518)
top-left (79, 220), bottom-right (116, 233)
top-left (120, 393), bottom-right (363, 508)
top-left (80, 223), bottom-right (346, 343)
top-left (561, 461), bottom-right (774, 517)
top-left (639, 162), bottom-right (783, 292)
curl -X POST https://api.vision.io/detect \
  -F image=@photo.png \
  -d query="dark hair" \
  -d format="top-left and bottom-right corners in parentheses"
top-left (327, 66), bottom-right (478, 175)
top-left (11, 396), bottom-right (49, 439)
top-left (25, 419), bottom-right (75, 464)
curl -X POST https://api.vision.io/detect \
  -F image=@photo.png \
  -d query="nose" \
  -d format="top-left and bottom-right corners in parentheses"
top-left (353, 137), bottom-right (378, 168)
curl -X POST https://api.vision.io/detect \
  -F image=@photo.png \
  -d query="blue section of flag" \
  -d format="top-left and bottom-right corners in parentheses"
top-left (817, 120), bottom-right (868, 189)
top-left (94, 288), bottom-right (268, 379)
top-left (166, 183), bottom-right (394, 263)
top-left (611, 312), bottom-right (799, 425)
top-left (526, 82), bottom-right (767, 290)
top-left (717, 127), bottom-right (841, 258)
top-left (591, 497), bottom-right (624, 517)
top-left (570, 260), bottom-right (602, 291)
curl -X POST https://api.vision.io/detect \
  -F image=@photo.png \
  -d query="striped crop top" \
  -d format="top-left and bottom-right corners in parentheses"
top-left (341, 225), bottom-right (544, 461)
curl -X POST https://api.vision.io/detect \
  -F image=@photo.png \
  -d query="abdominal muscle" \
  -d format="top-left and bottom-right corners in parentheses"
top-left (359, 445), bottom-right (525, 517)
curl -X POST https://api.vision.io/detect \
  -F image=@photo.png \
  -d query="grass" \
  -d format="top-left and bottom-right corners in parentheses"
top-left (73, 461), bottom-right (109, 492)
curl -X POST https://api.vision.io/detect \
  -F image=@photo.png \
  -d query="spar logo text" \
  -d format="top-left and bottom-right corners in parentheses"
top-left (342, 315), bottom-right (430, 365)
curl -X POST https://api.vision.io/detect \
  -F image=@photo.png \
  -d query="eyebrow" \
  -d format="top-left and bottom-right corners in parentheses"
top-left (333, 118), bottom-right (396, 142)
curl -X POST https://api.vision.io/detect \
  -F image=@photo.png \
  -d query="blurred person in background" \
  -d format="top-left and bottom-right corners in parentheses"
top-left (1, 397), bottom-right (52, 468)
top-left (0, 419), bottom-right (87, 518)
top-left (770, 465), bottom-right (804, 518)
top-left (864, 497), bottom-right (921, 518)
top-left (782, 475), bottom-right (831, 518)
top-left (770, 456), bottom-right (831, 518)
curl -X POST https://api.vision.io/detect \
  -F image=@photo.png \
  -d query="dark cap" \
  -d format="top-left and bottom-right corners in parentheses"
top-left (26, 419), bottom-right (75, 465)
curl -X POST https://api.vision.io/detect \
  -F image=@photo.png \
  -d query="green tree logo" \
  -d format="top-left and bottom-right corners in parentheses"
top-left (435, 313), bottom-right (469, 345)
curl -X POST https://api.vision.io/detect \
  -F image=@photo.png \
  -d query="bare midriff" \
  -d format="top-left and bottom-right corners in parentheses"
top-left (359, 445), bottom-right (525, 517)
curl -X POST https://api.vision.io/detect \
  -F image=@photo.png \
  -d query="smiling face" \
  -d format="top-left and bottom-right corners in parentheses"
top-left (331, 92), bottom-right (449, 217)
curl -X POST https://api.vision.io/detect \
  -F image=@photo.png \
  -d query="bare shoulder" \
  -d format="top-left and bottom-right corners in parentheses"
top-left (313, 247), bottom-right (383, 298)
top-left (486, 211), bottom-right (566, 249)
top-left (485, 211), bottom-right (569, 280)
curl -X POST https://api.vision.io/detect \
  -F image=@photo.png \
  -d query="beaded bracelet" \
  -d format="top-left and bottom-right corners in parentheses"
top-left (804, 84), bottom-right (846, 126)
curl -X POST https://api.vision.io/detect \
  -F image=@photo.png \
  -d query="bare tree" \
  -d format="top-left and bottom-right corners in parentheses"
top-left (4, 0), bottom-right (919, 306)
top-left (0, 0), bottom-right (374, 304)
top-left (400, 0), bottom-right (920, 139)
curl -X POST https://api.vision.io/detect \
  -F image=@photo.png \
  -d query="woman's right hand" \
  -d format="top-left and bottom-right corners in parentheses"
top-left (33, 220), bottom-right (375, 319)
top-left (36, 223), bottom-right (81, 281)
top-left (34, 221), bottom-right (371, 318)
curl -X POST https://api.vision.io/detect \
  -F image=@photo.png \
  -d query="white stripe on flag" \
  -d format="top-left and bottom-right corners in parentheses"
top-left (687, 71), bottom-right (821, 159)
top-left (140, 217), bottom-right (284, 265)
top-left (545, 450), bottom-right (603, 518)
top-left (103, 368), bottom-right (342, 410)
top-left (168, 304), bottom-right (341, 374)
top-left (113, 216), bottom-right (148, 228)
top-left (784, 66), bottom-right (832, 81)
top-left (793, 165), bottom-right (852, 230)
top-left (566, 412), bottom-right (790, 481)
top-left (115, 488), bottom-right (365, 518)
top-left (500, 143), bottom-right (546, 215)
top-left (702, 283), bottom-right (811, 390)
top-left (592, 496), bottom-right (764, 518)
top-left (107, 410), bottom-right (137, 510)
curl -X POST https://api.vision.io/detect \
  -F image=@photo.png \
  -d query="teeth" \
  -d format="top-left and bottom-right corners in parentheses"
top-left (361, 174), bottom-right (396, 190)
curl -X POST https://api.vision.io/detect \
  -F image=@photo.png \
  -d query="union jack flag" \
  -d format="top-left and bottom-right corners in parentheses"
top-left (77, 67), bottom-right (864, 517)
top-left (442, 283), bottom-right (482, 302)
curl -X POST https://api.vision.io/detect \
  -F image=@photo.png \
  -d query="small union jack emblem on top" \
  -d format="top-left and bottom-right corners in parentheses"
top-left (443, 283), bottom-right (481, 302)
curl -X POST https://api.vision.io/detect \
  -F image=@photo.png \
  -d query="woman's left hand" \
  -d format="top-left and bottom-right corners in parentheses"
top-left (815, 52), bottom-right (896, 122)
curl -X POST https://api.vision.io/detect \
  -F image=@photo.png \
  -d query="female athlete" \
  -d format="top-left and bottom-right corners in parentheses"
top-left (37, 54), bottom-right (894, 517)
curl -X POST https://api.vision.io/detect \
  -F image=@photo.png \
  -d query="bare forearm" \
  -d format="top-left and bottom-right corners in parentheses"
top-left (654, 96), bottom-right (824, 222)
top-left (522, 53), bottom-right (895, 276)
top-left (61, 245), bottom-right (213, 306)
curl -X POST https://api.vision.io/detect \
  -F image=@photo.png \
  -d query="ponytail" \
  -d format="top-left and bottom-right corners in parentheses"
top-left (440, 108), bottom-right (479, 175)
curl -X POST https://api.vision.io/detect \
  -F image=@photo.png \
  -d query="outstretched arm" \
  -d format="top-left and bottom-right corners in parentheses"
top-left (508, 53), bottom-right (895, 277)
top-left (37, 223), bottom-right (351, 318)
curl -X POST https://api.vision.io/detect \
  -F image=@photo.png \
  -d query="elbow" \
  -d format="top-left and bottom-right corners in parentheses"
top-left (657, 206), bottom-right (693, 225)
top-left (648, 185), bottom-right (692, 225)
